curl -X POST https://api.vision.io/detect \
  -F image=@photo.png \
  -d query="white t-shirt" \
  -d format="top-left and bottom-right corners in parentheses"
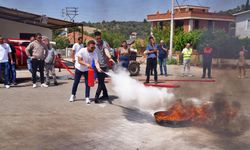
top-left (72, 43), bottom-right (84, 61)
top-left (75, 48), bottom-right (98, 72)
top-left (0, 43), bottom-right (12, 63)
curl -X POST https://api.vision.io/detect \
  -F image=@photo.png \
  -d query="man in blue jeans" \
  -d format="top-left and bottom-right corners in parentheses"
top-left (0, 36), bottom-right (14, 89)
top-left (69, 40), bottom-right (102, 104)
top-left (157, 40), bottom-right (168, 76)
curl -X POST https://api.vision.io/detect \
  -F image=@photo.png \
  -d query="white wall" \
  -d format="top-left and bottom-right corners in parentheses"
top-left (235, 12), bottom-right (250, 39)
top-left (0, 18), bottom-right (52, 39)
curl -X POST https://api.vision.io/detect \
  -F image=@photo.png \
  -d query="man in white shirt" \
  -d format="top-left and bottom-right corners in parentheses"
top-left (72, 37), bottom-right (84, 63)
top-left (69, 40), bottom-right (102, 104)
top-left (0, 36), bottom-right (14, 88)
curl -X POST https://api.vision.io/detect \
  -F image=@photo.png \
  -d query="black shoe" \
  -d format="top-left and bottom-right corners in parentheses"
top-left (94, 98), bottom-right (100, 104)
top-left (54, 81), bottom-right (58, 85)
top-left (201, 76), bottom-right (205, 79)
top-left (208, 76), bottom-right (212, 79)
top-left (100, 96), bottom-right (109, 100)
top-left (144, 81), bottom-right (149, 84)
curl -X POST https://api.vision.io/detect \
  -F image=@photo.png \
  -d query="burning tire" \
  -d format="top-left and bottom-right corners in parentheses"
top-left (128, 61), bottom-right (140, 76)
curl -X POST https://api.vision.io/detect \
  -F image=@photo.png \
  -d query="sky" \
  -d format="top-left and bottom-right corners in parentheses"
top-left (0, 0), bottom-right (246, 22)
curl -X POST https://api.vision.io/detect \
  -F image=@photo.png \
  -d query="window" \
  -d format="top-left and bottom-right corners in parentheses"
top-left (247, 19), bottom-right (250, 30)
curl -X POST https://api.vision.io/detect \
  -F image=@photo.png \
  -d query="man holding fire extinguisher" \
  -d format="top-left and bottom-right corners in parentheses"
top-left (69, 40), bottom-right (102, 104)
top-left (94, 31), bottom-right (115, 103)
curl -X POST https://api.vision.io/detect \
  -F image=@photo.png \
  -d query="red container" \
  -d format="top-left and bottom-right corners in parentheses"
top-left (88, 68), bottom-right (95, 87)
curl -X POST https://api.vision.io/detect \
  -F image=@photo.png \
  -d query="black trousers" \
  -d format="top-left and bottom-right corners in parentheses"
top-left (146, 58), bottom-right (158, 82)
top-left (32, 59), bottom-right (45, 84)
top-left (202, 61), bottom-right (212, 78)
top-left (95, 67), bottom-right (108, 99)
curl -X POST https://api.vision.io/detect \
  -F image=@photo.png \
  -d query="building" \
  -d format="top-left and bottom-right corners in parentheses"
top-left (67, 32), bottom-right (95, 44)
top-left (234, 10), bottom-right (250, 38)
top-left (0, 6), bottom-right (82, 40)
top-left (147, 5), bottom-right (235, 33)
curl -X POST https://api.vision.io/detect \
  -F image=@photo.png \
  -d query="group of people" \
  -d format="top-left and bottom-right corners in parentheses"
top-left (25, 33), bottom-right (58, 88)
top-left (0, 33), bottom-right (58, 89)
top-left (69, 31), bottom-right (115, 104)
top-left (143, 36), bottom-right (214, 83)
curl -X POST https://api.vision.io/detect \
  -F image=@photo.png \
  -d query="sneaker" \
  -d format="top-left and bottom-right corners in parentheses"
top-left (5, 85), bottom-right (10, 89)
top-left (86, 97), bottom-right (91, 104)
top-left (33, 84), bottom-right (37, 88)
top-left (69, 95), bottom-right (76, 102)
top-left (41, 83), bottom-right (48, 88)
top-left (144, 81), bottom-right (149, 84)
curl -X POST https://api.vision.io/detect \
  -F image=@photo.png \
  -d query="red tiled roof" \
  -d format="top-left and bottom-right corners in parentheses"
top-left (68, 32), bottom-right (95, 44)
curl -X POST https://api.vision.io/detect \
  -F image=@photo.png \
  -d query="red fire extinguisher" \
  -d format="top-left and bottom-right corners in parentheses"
top-left (88, 68), bottom-right (95, 87)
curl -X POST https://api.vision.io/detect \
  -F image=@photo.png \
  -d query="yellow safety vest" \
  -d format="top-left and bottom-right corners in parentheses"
top-left (183, 48), bottom-right (192, 60)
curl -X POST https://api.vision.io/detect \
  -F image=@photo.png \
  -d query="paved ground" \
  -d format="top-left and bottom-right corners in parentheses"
top-left (0, 65), bottom-right (250, 150)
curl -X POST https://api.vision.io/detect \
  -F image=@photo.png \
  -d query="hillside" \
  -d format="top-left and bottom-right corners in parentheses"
top-left (82, 20), bottom-right (151, 39)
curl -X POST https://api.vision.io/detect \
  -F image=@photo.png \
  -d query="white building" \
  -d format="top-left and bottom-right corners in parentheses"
top-left (0, 6), bottom-right (82, 40)
top-left (234, 10), bottom-right (250, 39)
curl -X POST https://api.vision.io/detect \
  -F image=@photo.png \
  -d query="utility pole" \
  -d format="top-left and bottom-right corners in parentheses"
top-left (169, 0), bottom-right (174, 58)
top-left (62, 7), bottom-right (79, 43)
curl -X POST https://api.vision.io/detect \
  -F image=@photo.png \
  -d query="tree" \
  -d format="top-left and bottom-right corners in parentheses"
top-left (54, 36), bottom-right (70, 49)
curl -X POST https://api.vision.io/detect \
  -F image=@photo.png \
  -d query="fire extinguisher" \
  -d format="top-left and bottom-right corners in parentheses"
top-left (88, 68), bottom-right (95, 87)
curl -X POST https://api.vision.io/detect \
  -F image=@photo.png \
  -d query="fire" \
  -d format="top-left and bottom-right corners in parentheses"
top-left (154, 99), bottom-right (241, 125)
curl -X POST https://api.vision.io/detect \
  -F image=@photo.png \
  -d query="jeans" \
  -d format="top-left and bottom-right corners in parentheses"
top-left (146, 58), bottom-right (158, 82)
top-left (27, 58), bottom-right (32, 74)
top-left (95, 67), bottom-right (108, 99)
top-left (71, 69), bottom-right (90, 98)
top-left (31, 59), bottom-right (45, 84)
top-left (183, 59), bottom-right (191, 75)
top-left (158, 57), bottom-right (167, 75)
top-left (45, 63), bottom-right (57, 84)
top-left (119, 56), bottom-right (129, 69)
top-left (0, 62), bottom-right (10, 85)
top-left (9, 63), bottom-right (16, 83)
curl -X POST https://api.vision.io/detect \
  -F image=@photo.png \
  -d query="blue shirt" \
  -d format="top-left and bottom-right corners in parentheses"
top-left (157, 44), bottom-right (168, 59)
top-left (146, 44), bottom-right (157, 59)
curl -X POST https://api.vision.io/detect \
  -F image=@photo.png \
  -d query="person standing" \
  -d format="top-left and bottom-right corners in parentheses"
top-left (25, 33), bottom-right (48, 88)
top-left (182, 43), bottom-right (193, 77)
top-left (157, 40), bottom-right (168, 76)
top-left (72, 37), bottom-right (84, 63)
top-left (0, 36), bottom-right (13, 88)
top-left (42, 36), bottom-right (58, 86)
top-left (118, 40), bottom-right (130, 69)
top-left (69, 40), bottom-right (102, 104)
top-left (237, 46), bottom-right (248, 79)
top-left (4, 38), bottom-right (17, 85)
top-left (94, 31), bottom-right (115, 103)
top-left (144, 37), bottom-right (158, 84)
top-left (202, 43), bottom-right (213, 78)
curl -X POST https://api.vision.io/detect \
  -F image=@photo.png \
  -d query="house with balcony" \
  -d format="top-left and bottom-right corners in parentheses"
top-left (147, 5), bottom-right (235, 33)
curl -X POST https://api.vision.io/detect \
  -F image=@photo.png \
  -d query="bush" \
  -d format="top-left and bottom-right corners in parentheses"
top-left (101, 31), bottom-right (125, 48)
top-left (167, 58), bottom-right (177, 65)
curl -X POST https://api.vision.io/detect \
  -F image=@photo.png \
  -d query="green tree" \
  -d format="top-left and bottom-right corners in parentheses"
top-left (54, 36), bottom-right (70, 49)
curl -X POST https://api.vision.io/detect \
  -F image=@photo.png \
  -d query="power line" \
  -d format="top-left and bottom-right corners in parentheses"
top-left (62, 7), bottom-right (79, 22)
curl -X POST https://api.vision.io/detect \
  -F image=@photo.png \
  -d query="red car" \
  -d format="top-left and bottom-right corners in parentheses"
top-left (7, 38), bottom-right (73, 70)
